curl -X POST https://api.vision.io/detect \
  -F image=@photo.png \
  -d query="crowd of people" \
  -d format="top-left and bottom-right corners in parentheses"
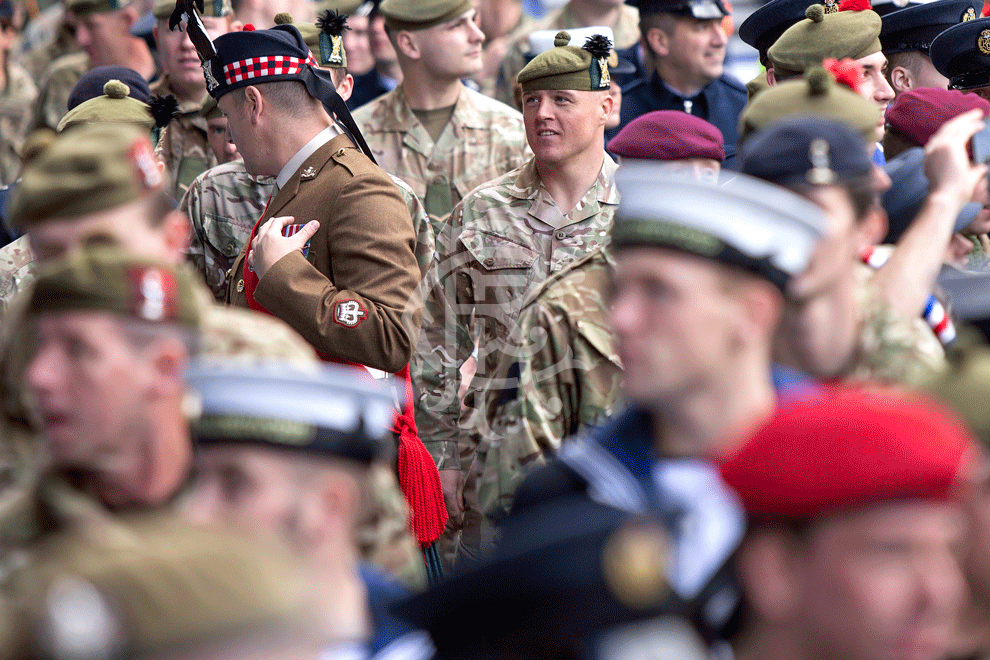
top-left (0, 0), bottom-right (990, 657)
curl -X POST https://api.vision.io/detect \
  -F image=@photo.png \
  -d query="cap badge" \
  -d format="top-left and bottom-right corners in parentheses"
top-left (334, 299), bottom-right (366, 327)
top-left (128, 139), bottom-right (163, 191)
top-left (203, 60), bottom-right (220, 92)
top-left (823, 0), bottom-right (839, 14)
top-left (980, 29), bottom-right (990, 54)
top-left (806, 139), bottom-right (837, 185)
top-left (597, 57), bottom-right (611, 89)
top-left (129, 266), bottom-right (176, 322)
top-left (601, 521), bottom-right (670, 609)
top-left (963, 6), bottom-right (977, 20)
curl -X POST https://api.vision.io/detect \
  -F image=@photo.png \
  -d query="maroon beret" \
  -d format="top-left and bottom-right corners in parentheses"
top-left (719, 387), bottom-right (975, 520)
top-left (608, 110), bottom-right (725, 162)
top-left (885, 87), bottom-right (990, 148)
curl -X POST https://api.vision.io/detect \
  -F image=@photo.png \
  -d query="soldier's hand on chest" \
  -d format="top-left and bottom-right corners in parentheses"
top-left (248, 215), bottom-right (320, 279)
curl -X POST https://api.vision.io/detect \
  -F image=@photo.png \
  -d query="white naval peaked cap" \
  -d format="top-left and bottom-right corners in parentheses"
top-left (612, 166), bottom-right (829, 291)
top-left (185, 362), bottom-right (397, 463)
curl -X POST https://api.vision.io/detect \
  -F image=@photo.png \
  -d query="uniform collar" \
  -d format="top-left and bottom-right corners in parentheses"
top-left (276, 125), bottom-right (341, 190)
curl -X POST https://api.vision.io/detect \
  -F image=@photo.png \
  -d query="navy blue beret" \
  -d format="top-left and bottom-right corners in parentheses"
top-left (740, 116), bottom-right (872, 187)
top-left (68, 66), bottom-right (151, 110)
top-left (205, 24), bottom-right (319, 99)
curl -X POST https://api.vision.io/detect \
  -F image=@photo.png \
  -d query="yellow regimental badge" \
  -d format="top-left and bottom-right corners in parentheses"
top-left (979, 28), bottom-right (990, 55)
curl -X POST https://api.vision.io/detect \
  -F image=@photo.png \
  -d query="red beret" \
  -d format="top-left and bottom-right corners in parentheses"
top-left (608, 110), bottom-right (725, 162)
top-left (719, 387), bottom-right (975, 519)
top-left (885, 87), bottom-right (990, 148)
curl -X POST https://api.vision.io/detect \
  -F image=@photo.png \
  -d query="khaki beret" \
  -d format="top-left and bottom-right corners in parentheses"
top-left (9, 124), bottom-right (166, 230)
top-left (201, 92), bottom-right (222, 120)
top-left (57, 80), bottom-right (154, 133)
top-left (27, 247), bottom-right (201, 328)
top-left (379, 0), bottom-right (472, 31)
top-left (518, 30), bottom-right (614, 92)
top-left (66, 0), bottom-right (127, 16)
top-left (0, 515), bottom-right (313, 660)
top-left (769, 1), bottom-right (883, 73)
top-left (274, 9), bottom-right (348, 68)
top-left (316, 0), bottom-right (369, 14)
top-left (738, 66), bottom-right (881, 144)
top-left (153, 0), bottom-right (231, 19)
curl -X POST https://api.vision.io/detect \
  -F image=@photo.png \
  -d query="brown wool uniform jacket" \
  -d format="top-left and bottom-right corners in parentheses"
top-left (227, 133), bottom-right (422, 373)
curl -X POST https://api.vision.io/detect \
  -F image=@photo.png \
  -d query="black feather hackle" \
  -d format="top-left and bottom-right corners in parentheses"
top-left (317, 9), bottom-right (349, 37)
top-left (583, 34), bottom-right (612, 59)
top-left (149, 94), bottom-right (179, 128)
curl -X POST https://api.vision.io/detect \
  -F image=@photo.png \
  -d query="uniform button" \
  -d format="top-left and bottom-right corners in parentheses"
top-left (484, 257), bottom-right (496, 266)
top-left (225, 268), bottom-right (232, 278)
top-left (236, 279), bottom-right (245, 292)
top-left (554, 230), bottom-right (566, 240)
top-left (335, 148), bottom-right (346, 157)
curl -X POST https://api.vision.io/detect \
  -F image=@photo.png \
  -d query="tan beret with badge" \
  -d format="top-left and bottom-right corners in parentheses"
top-left (0, 514), bottom-right (315, 660)
top-left (274, 9), bottom-right (349, 68)
top-left (379, 0), bottom-right (472, 31)
top-left (769, 0), bottom-right (883, 73)
top-left (738, 65), bottom-right (881, 143)
top-left (27, 247), bottom-right (201, 328)
top-left (9, 124), bottom-right (166, 230)
top-left (154, 0), bottom-right (231, 19)
top-left (518, 30), bottom-right (614, 92)
top-left (66, 0), bottom-right (126, 17)
top-left (57, 80), bottom-right (156, 133)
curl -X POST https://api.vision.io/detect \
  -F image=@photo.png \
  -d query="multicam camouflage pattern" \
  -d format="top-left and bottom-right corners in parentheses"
top-left (411, 155), bottom-right (619, 470)
top-left (183, 160), bottom-right (275, 301)
top-left (494, 2), bottom-right (641, 108)
top-left (461, 246), bottom-right (623, 559)
top-left (151, 76), bottom-right (218, 199)
top-left (0, 63), bottom-right (38, 185)
top-left (351, 84), bottom-right (531, 231)
top-left (356, 463), bottom-right (427, 590)
top-left (30, 51), bottom-right (87, 132)
top-left (846, 262), bottom-right (946, 385)
top-left (184, 161), bottom-right (434, 300)
top-left (15, 5), bottom-right (76, 82)
top-left (0, 236), bottom-right (38, 319)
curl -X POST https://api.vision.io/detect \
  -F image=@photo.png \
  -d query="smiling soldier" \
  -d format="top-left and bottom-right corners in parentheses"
top-left (411, 30), bottom-right (619, 561)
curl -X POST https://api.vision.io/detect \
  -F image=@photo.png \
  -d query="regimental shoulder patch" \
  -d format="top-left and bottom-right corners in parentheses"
top-left (823, 0), bottom-right (839, 13)
top-left (333, 299), bottom-right (367, 327)
top-left (979, 28), bottom-right (990, 54)
top-left (963, 6), bottom-right (977, 20)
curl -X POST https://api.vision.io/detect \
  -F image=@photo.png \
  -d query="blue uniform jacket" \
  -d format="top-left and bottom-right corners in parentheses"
top-left (618, 70), bottom-right (748, 166)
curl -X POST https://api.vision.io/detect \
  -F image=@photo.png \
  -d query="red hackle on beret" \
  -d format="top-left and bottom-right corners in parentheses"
top-left (719, 387), bottom-right (976, 519)
top-left (885, 87), bottom-right (990, 148)
top-left (608, 110), bottom-right (725, 162)
top-left (982, 0), bottom-right (990, 17)
top-left (823, 57), bottom-right (864, 94)
top-left (242, 23), bottom-right (255, 30)
top-left (839, 0), bottom-right (872, 11)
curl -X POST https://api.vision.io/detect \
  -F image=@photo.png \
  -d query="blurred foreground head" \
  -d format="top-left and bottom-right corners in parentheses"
top-left (0, 514), bottom-right (322, 660)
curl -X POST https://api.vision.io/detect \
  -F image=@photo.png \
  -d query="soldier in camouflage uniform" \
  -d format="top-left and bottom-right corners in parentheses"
top-left (411, 31), bottom-right (619, 554)
top-left (0, 0), bottom-right (37, 186)
top-left (463, 247), bottom-right (622, 558)
top-left (30, 0), bottom-right (156, 132)
top-left (494, 0), bottom-right (640, 108)
top-left (352, 0), bottom-right (531, 231)
top-left (150, 0), bottom-right (238, 198)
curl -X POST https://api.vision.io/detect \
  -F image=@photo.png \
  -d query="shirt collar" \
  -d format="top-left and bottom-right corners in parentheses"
top-left (276, 124), bottom-right (341, 189)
